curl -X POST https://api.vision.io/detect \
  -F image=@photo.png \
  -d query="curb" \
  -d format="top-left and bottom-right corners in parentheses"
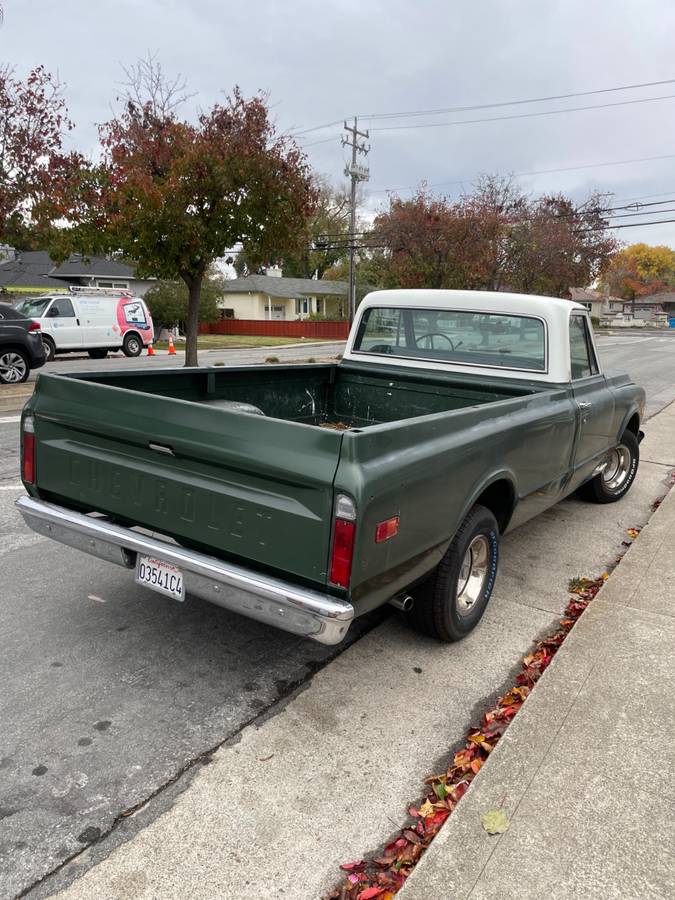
top-left (398, 484), bottom-right (675, 898)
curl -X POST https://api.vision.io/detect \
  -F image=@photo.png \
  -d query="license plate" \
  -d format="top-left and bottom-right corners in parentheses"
top-left (135, 555), bottom-right (184, 601)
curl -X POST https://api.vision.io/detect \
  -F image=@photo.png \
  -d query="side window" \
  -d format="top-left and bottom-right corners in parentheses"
top-left (49, 298), bottom-right (76, 318)
top-left (569, 315), bottom-right (598, 379)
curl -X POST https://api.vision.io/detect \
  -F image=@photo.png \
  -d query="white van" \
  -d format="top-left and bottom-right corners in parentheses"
top-left (16, 288), bottom-right (154, 361)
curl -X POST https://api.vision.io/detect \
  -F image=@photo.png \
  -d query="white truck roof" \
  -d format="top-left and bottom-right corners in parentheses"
top-left (343, 289), bottom-right (595, 384)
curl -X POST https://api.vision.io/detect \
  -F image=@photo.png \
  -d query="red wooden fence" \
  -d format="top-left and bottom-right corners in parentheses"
top-left (200, 319), bottom-right (350, 340)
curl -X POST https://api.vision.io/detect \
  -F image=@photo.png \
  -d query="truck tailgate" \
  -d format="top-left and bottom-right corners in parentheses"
top-left (29, 374), bottom-right (342, 585)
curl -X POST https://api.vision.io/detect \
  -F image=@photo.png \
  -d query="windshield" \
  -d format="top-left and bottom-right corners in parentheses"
top-left (16, 297), bottom-right (53, 318)
top-left (354, 307), bottom-right (547, 372)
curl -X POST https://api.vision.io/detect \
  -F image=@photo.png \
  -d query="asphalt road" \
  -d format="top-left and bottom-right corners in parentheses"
top-left (1, 331), bottom-right (674, 897)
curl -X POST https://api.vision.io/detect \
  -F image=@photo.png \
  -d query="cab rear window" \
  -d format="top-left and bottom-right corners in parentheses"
top-left (354, 307), bottom-right (547, 372)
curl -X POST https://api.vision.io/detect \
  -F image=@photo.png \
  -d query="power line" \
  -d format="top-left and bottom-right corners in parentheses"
top-left (369, 153), bottom-right (675, 195)
top-left (290, 77), bottom-right (675, 137)
top-left (368, 93), bottom-right (675, 134)
top-left (358, 78), bottom-right (675, 122)
top-left (603, 217), bottom-right (675, 231)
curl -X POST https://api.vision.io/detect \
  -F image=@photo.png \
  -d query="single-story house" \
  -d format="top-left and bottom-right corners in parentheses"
top-left (569, 287), bottom-right (625, 318)
top-left (633, 291), bottom-right (675, 317)
top-left (217, 273), bottom-right (349, 321)
top-left (0, 247), bottom-right (155, 298)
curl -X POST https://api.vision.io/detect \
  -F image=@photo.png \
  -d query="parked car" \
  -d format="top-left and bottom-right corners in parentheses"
top-left (15, 288), bottom-right (154, 361)
top-left (0, 302), bottom-right (46, 384)
top-left (17, 290), bottom-right (644, 646)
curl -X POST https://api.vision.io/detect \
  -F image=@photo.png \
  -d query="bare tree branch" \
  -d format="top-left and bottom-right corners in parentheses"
top-left (116, 52), bottom-right (194, 120)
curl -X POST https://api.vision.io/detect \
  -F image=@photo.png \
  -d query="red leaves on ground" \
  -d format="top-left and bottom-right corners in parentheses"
top-left (325, 574), bottom-right (606, 900)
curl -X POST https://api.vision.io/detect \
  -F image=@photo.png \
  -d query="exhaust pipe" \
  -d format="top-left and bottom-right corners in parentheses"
top-left (389, 594), bottom-right (414, 612)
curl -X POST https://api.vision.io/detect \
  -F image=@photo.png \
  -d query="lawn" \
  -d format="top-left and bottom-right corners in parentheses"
top-left (154, 335), bottom-right (335, 350)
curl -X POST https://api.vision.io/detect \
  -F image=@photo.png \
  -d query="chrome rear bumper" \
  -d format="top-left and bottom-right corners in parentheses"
top-left (16, 496), bottom-right (354, 645)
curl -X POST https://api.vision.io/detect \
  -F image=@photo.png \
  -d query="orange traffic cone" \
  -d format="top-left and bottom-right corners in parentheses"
top-left (168, 334), bottom-right (177, 355)
top-left (147, 342), bottom-right (155, 356)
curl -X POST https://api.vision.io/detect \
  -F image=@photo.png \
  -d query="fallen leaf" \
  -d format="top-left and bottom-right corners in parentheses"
top-left (418, 799), bottom-right (435, 818)
top-left (480, 809), bottom-right (510, 834)
top-left (357, 888), bottom-right (385, 899)
top-left (340, 860), bottom-right (365, 872)
top-left (402, 828), bottom-right (422, 845)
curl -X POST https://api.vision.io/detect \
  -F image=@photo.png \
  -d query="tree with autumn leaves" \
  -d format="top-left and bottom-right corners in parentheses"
top-left (601, 242), bottom-right (675, 300)
top-left (0, 66), bottom-right (72, 250)
top-left (45, 66), bottom-right (317, 366)
top-left (355, 177), bottom-right (618, 298)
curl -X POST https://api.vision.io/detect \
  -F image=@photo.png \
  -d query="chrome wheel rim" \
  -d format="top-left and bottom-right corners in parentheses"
top-left (601, 445), bottom-right (632, 491)
top-left (456, 535), bottom-right (490, 616)
top-left (0, 352), bottom-right (27, 383)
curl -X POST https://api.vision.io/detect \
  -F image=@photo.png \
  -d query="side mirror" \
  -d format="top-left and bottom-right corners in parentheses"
top-left (46, 307), bottom-right (59, 318)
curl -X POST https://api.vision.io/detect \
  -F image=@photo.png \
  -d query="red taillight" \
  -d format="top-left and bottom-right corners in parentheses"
top-left (329, 518), bottom-right (356, 588)
top-left (375, 516), bottom-right (400, 543)
top-left (28, 321), bottom-right (41, 332)
top-left (22, 415), bottom-right (36, 484)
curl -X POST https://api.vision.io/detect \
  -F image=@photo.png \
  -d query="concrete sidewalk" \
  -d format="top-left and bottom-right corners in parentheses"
top-left (401, 482), bottom-right (675, 898)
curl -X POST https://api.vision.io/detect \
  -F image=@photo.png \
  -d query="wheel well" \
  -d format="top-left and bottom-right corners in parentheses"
top-left (41, 334), bottom-right (55, 345)
top-left (0, 344), bottom-right (29, 357)
top-left (474, 479), bottom-right (516, 533)
top-left (625, 413), bottom-right (640, 436)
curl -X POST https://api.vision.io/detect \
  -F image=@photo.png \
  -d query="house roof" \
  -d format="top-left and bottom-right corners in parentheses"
top-left (0, 249), bottom-right (143, 290)
top-left (219, 274), bottom-right (349, 299)
top-left (48, 254), bottom-right (136, 279)
top-left (569, 287), bottom-right (624, 304)
top-left (0, 251), bottom-right (66, 289)
top-left (637, 291), bottom-right (675, 304)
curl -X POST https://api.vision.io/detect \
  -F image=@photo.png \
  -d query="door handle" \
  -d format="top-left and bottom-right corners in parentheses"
top-left (578, 401), bottom-right (592, 410)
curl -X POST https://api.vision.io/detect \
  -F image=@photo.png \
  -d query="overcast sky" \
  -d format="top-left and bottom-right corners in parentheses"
top-left (4, 0), bottom-right (675, 247)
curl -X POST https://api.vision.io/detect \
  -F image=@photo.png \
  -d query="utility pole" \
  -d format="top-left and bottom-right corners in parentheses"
top-left (342, 118), bottom-right (370, 323)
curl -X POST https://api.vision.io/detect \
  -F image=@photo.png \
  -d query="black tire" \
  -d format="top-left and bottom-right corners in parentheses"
top-left (88, 348), bottom-right (108, 359)
top-left (407, 504), bottom-right (499, 642)
top-left (42, 336), bottom-right (56, 362)
top-left (122, 333), bottom-right (143, 357)
top-left (0, 348), bottom-right (30, 384)
top-left (578, 430), bottom-right (639, 504)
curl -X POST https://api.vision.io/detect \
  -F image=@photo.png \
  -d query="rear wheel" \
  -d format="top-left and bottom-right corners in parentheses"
top-left (0, 349), bottom-right (30, 384)
top-left (42, 336), bottom-right (56, 362)
top-left (122, 333), bottom-right (142, 357)
top-left (578, 430), bottom-right (639, 503)
top-left (88, 348), bottom-right (108, 359)
top-left (407, 504), bottom-right (499, 642)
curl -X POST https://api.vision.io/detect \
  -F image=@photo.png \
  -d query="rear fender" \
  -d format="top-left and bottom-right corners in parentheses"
top-left (454, 470), bottom-right (518, 539)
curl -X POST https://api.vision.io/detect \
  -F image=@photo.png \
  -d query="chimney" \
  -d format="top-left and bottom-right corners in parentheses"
top-left (603, 283), bottom-right (610, 298)
top-left (265, 264), bottom-right (283, 278)
top-left (0, 245), bottom-right (16, 263)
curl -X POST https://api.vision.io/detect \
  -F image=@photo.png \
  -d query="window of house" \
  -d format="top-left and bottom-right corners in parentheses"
top-left (97, 280), bottom-right (129, 289)
top-left (569, 315), bottom-right (599, 379)
top-left (316, 298), bottom-right (324, 315)
top-left (296, 298), bottom-right (310, 316)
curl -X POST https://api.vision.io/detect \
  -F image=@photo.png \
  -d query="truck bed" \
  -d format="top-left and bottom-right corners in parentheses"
top-left (71, 361), bottom-right (541, 428)
top-left (25, 362), bottom-right (549, 596)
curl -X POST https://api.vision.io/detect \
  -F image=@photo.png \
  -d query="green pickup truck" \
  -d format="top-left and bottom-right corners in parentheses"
top-left (17, 290), bottom-right (645, 646)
